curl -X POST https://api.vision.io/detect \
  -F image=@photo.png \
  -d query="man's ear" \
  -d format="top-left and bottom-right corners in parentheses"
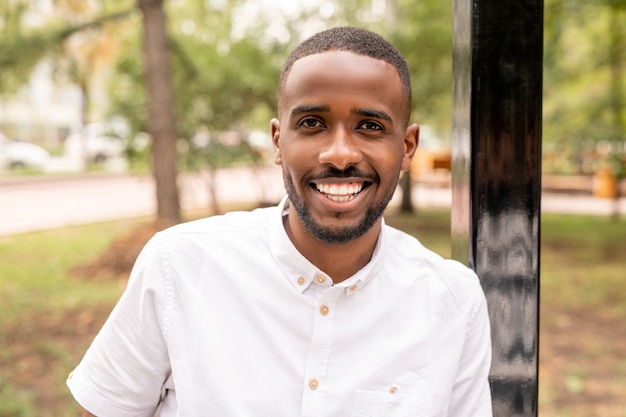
top-left (270, 118), bottom-right (281, 165)
top-left (401, 123), bottom-right (419, 172)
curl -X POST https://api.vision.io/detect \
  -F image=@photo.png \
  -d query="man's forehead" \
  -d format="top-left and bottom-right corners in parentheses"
top-left (288, 50), bottom-right (393, 76)
top-left (278, 50), bottom-right (410, 123)
top-left (282, 51), bottom-right (400, 98)
top-left (279, 50), bottom-right (402, 92)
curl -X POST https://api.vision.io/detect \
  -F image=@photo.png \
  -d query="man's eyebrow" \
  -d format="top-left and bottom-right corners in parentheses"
top-left (290, 105), bottom-right (330, 118)
top-left (353, 108), bottom-right (393, 122)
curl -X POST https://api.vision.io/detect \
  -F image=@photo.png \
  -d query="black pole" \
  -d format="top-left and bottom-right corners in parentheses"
top-left (452, 1), bottom-right (543, 416)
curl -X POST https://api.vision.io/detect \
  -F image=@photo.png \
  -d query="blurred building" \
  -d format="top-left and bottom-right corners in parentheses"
top-left (0, 60), bottom-right (83, 147)
top-left (0, 0), bottom-right (104, 148)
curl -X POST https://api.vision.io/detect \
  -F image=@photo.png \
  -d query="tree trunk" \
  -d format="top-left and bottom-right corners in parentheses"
top-left (79, 76), bottom-right (90, 125)
top-left (399, 171), bottom-right (414, 213)
top-left (137, 0), bottom-right (181, 227)
top-left (608, 0), bottom-right (624, 222)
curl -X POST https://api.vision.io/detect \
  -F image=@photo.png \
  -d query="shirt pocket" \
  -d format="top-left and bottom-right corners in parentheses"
top-left (351, 389), bottom-right (439, 417)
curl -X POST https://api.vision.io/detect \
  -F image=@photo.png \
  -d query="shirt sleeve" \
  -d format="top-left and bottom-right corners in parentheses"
top-left (67, 235), bottom-right (172, 417)
top-left (447, 279), bottom-right (493, 417)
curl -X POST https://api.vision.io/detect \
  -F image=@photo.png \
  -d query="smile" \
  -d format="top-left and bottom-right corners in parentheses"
top-left (314, 182), bottom-right (366, 202)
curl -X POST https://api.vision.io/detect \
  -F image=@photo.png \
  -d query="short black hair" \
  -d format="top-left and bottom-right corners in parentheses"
top-left (277, 27), bottom-right (412, 124)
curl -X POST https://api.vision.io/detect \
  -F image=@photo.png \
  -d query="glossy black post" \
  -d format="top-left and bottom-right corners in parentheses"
top-left (451, 1), bottom-right (543, 416)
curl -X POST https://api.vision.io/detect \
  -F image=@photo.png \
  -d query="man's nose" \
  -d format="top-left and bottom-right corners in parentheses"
top-left (318, 128), bottom-right (362, 170)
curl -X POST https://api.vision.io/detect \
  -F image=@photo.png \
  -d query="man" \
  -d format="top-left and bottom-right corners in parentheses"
top-left (68, 26), bottom-right (492, 417)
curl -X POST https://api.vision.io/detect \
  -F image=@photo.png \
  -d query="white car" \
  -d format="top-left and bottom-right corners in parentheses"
top-left (0, 133), bottom-right (50, 170)
top-left (64, 123), bottom-right (126, 164)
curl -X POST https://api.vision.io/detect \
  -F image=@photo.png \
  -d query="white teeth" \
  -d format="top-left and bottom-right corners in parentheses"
top-left (329, 195), bottom-right (352, 202)
top-left (315, 183), bottom-right (363, 202)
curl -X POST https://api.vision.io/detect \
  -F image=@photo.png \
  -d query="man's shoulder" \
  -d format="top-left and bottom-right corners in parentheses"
top-left (383, 225), bottom-right (481, 292)
top-left (163, 204), bottom-right (277, 236)
top-left (166, 207), bottom-right (277, 234)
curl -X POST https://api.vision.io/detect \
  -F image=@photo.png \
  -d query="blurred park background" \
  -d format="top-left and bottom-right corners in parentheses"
top-left (0, 0), bottom-right (625, 416)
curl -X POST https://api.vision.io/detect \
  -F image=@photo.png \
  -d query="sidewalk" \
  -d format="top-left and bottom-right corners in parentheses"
top-left (408, 171), bottom-right (626, 216)
top-left (404, 184), bottom-right (626, 216)
top-left (1, 166), bottom-right (624, 237)
top-left (540, 191), bottom-right (625, 216)
top-left (180, 166), bottom-right (626, 217)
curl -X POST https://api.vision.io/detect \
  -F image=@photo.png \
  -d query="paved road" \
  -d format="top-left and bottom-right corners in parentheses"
top-left (0, 173), bottom-right (157, 237)
top-left (0, 166), bottom-right (285, 237)
top-left (1, 166), bottom-right (624, 236)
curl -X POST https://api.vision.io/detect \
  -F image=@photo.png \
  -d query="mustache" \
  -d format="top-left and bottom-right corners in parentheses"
top-left (308, 167), bottom-right (378, 182)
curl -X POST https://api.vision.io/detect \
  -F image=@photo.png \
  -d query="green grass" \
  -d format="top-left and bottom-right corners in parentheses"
top-left (0, 220), bottom-right (138, 327)
top-left (540, 213), bottom-right (626, 315)
top-left (0, 219), bottom-right (145, 417)
top-left (387, 210), bottom-right (626, 314)
top-left (389, 209), bottom-right (626, 313)
top-left (0, 209), bottom-right (624, 416)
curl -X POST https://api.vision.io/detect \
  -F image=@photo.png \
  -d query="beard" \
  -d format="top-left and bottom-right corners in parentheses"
top-left (282, 167), bottom-right (396, 245)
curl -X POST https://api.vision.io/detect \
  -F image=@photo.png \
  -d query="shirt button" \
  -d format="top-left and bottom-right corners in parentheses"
top-left (349, 285), bottom-right (358, 292)
top-left (297, 277), bottom-right (305, 285)
top-left (389, 386), bottom-right (398, 394)
top-left (319, 305), bottom-right (329, 316)
top-left (309, 378), bottom-right (319, 390)
top-left (316, 275), bottom-right (326, 284)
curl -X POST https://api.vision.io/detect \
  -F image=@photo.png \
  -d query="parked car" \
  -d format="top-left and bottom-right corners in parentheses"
top-left (64, 122), bottom-right (126, 164)
top-left (0, 132), bottom-right (50, 170)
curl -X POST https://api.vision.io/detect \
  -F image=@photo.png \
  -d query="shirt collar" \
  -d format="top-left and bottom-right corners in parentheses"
top-left (269, 196), bottom-right (386, 295)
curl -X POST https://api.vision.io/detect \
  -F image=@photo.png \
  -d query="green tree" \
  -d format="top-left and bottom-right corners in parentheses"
top-left (3, 0), bottom-right (457, 217)
top-left (0, 1), bottom-right (131, 96)
top-left (55, 1), bottom-right (133, 125)
top-left (543, 0), bottom-right (626, 174)
top-left (107, 0), bottom-right (287, 212)
top-left (109, 0), bottom-right (282, 140)
top-left (137, 0), bottom-right (181, 226)
top-left (386, 0), bottom-right (453, 213)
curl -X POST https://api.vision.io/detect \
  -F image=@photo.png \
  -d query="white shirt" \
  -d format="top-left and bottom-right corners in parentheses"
top-left (67, 196), bottom-right (492, 417)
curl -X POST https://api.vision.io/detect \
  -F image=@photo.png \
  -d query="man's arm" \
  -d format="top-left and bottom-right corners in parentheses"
top-left (447, 283), bottom-right (493, 416)
top-left (67, 236), bottom-right (171, 416)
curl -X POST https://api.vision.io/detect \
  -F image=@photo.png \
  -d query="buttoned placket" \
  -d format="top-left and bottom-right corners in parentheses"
top-left (299, 276), bottom-right (344, 417)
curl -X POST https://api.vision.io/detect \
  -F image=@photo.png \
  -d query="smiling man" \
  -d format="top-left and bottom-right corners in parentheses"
top-left (273, 46), bottom-right (419, 282)
top-left (68, 27), bottom-right (493, 417)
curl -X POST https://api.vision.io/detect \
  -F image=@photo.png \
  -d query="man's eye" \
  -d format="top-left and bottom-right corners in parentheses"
top-left (358, 121), bottom-right (384, 131)
top-left (299, 118), bottom-right (324, 128)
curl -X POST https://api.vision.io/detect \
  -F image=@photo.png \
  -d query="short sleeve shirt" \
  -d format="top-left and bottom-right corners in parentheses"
top-left (67, 196), bottom-right (492, 417)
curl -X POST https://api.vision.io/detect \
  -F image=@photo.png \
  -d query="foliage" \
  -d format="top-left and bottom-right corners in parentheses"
top-left (387, 0), bottom-right (454, 140)
top-left (90, 0), bottom-right (456, 171)
top-left (0, 1), bottom-right (133, 97)
top-left (2, 0), bottom-right (625, 176)
top-left (543, 0), bottom-right (626, 174)
top-left (607, 152), bottom-right (626, 179)
top-left (106, 0), bottom-right (283, 172)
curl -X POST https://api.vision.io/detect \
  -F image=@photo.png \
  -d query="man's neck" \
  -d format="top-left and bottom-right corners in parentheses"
top-left (282, 210), bottom-right (381, 284)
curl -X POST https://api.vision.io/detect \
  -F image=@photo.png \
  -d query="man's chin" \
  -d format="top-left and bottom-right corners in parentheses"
top-left (300, 212), bottom-right (379, 245)
top-left (285, 185), bottom-right (386, 244)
